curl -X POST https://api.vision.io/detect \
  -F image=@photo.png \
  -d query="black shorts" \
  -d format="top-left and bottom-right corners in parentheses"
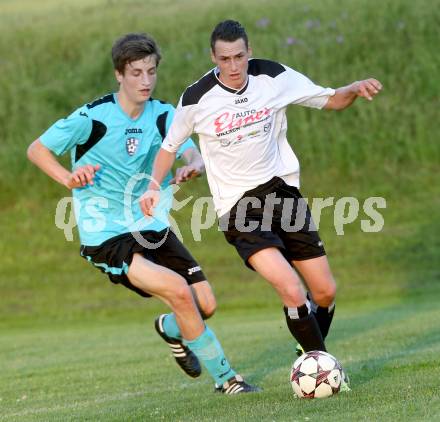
top-left (219, 177), bottom-right (326, 269)
top-left (80, 229), bottom-right (206, 297)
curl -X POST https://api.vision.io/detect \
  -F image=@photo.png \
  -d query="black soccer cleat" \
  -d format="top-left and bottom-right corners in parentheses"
top-left (154, 314), bottom-right (202, 378)
top-left (214, 374), bottom-right (261, 394)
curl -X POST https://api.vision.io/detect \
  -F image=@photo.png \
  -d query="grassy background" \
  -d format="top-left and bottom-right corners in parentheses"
top-left (0, 0), bottom-right (439, 420)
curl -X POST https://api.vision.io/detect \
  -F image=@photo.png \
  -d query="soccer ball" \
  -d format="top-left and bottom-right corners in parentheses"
top-left (290, 351), bottom-right (343, 398)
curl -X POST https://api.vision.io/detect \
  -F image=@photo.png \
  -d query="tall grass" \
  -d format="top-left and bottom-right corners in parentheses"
top-left (1, 0), bottom-right (438, 196)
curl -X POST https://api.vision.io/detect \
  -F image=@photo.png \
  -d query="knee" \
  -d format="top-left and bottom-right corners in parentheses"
top-left (312, 282), bottom-right (337, 307)
top-left (168, 279), bottom-right (195, 309)
top-left (199, 296), bottom-right (217, 319)
top-left (280, 278), bottom-right (305, 302)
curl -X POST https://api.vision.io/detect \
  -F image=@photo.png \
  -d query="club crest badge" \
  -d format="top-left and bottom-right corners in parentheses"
top-left (126, 138), bottom-right (139, 156)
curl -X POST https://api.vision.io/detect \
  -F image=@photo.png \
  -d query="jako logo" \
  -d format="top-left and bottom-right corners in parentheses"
top-left (235, 97), bottom-right (248, 104)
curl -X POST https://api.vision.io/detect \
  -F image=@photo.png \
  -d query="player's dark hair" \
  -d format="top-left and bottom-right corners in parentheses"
top-left (112, 33), bottom-right (161, 74)
top-left (210, 20), bottom-right (249, 52)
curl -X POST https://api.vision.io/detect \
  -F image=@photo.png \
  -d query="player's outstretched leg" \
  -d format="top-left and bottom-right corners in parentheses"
top-left (184, 325), bottom-right (261, 394)
top-left (156, 314), bottom-right (260, 393)
top-left (128, 254), bottom-right (259, 394)
top-left (154, 280), bottom-right (217, 378)
top-left (155, 314), bottom-right (201, 378)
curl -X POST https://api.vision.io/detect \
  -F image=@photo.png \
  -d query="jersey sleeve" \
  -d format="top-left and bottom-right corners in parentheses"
top-left (40, 106), bottom-right (92, 156)
top-left (277, 65), bottom-right (335, 109)
top-left (164, 105), bottom-right (197, 159)
top-left (161, 95), bottom-right (196, 154)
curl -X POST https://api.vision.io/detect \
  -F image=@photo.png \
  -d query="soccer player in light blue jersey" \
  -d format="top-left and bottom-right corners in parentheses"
top-left (27, 33), bottom-right (259, 394)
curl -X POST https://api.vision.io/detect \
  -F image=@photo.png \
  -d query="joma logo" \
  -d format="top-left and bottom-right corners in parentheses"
top-left (235, 97), bottom-right (248, 104)
top-left (125, 128), bottom-right (143, 135)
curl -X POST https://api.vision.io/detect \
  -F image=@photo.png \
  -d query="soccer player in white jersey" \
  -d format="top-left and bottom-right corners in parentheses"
top-left (27, 32), bottom-right (259, 395)
top-left (143, 20), bottom-right (382, 389)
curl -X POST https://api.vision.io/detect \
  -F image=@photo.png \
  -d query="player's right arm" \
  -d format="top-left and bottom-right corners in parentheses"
top-left (27, 139), bottom-right (100, 189)
top-left (27, 106), bottom-right (99, 190)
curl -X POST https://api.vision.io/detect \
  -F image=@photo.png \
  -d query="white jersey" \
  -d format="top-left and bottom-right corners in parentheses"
top-left (162, 59), bottom-right (335, 216)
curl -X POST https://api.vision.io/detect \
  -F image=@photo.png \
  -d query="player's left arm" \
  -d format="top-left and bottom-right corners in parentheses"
top-left (172, 147), bottom-right (205, 184)
top-left (324, 78), bottom-right (382, 110)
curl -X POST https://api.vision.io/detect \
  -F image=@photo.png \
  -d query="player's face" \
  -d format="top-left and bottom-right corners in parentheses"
top-left (211, 38), bottom-right (252, 90)
top-left (115, 55), bottom-right (157, 105)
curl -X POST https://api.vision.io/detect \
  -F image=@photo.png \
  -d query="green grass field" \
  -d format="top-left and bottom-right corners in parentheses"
top-left (3, 304), bottom-right (440, 421)
top-left (1, 0), bottom-right (439, 420)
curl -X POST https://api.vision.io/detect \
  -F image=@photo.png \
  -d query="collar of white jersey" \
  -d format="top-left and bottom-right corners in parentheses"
top-left (213, 68), bottom-right (249, 95)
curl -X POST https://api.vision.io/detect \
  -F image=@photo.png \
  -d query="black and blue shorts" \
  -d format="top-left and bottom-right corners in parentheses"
top-left (80, 229), bottom-right (206, 297)
top-left (220, 177), bottom-right (326, 270)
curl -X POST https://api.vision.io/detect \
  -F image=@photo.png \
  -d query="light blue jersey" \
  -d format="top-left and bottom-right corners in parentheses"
top-left (40, 93), bottom-right (195, 246)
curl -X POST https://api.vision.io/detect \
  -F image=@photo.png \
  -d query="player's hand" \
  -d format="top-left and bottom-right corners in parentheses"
top-left (139, 189), bottom-right (160, 217)
top-left (170, 165), bottom-right (200, 184)
top-left (352, 78), bottom-right (382, 101)
top-left (66, 164), bottom-right (100, 189)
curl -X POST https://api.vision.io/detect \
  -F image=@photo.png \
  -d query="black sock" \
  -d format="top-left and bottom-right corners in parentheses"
top-left (307, 293), bottom-right (335, 340)
top-left (314, 304), bottom-right (335, 340)
top-left (283, 304), bottom-right (326, 352)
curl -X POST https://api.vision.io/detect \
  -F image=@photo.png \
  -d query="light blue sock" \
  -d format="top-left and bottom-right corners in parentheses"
top-left (183, 326), bottom-right (236, 385)
top-left (162, 313), bottom-right (182, 340)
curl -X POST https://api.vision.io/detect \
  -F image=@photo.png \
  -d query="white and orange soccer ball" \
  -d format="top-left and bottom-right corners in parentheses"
top-left (290, 351), bottom-right (343, 398)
